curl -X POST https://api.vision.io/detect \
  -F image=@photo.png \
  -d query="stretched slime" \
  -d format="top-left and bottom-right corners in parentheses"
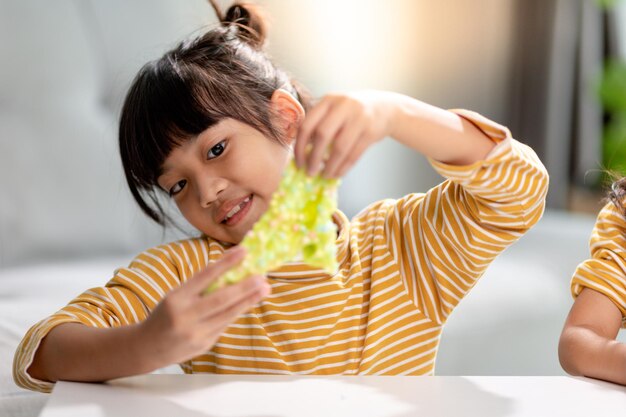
top-left (204, 159), bottom-right (339, 294)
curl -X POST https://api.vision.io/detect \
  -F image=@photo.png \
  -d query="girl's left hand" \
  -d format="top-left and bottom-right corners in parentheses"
top-left (294, 91), bottom-right (396, 178)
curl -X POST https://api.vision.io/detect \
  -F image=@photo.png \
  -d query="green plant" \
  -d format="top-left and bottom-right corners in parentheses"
top-left (600, 60), bottom-right (626, 174)
top-left (598, 0), bottom-right (620, 8)
top-left (598, 0), bottom-right (626, 182)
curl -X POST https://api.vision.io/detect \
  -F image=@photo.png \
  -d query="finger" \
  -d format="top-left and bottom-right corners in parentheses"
top-left (320, 120), bottom-right (364, 178)
top-left (305, 109), bottom-right (349, 176)
top-left (193, 274), bottom-right (269, 319)
top-left (294, 97), bottom-right (332, 169)
top-left (334, 134), bottom-right (371, 178)
top-left (186, 284), bottom-right (268, 357)
top-left (183, 246), bottom-right (247, 295)
top-left (202, 283), bottom-right (269, 334)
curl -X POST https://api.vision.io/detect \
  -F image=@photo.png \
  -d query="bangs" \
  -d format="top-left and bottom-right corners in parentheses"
top-left (120, 55), bottom-right (279, 192)
top-left (120, 59), bottom-right (218, 191)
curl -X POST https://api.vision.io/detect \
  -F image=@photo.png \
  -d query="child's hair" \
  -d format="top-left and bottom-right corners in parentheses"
top-left (608, 176), bottom-right (626, 216)
top-left (119, 1), bottom-right (311, 226)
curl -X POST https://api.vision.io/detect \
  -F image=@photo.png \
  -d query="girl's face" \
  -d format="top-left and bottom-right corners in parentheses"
top-left (157, 118), bottom-right (291, 244)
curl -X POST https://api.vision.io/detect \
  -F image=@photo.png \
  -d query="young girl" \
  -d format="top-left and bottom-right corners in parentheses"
top-left (14, 2), bottom-right (548, 393)
top-left (559, 181), bottom-right (626, 386)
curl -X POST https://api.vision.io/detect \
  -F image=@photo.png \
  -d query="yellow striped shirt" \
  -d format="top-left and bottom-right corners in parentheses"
top-left (13, 110), bottom-right (549, 393)
top-left (571, 201), bottom-right (626, 326)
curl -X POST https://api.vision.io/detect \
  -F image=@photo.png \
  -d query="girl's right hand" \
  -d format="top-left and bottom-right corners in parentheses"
top-left (137, 246), bottom-right (270, 368)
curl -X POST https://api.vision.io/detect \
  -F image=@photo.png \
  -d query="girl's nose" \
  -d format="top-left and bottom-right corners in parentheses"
top-left (196, 176), bottom-right (228, 208)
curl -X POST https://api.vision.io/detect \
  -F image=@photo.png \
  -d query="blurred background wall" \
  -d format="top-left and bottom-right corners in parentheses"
top-left (0, 0), bottom-right (619, 266)
top-left (267, 0), bottom-right (517, 217)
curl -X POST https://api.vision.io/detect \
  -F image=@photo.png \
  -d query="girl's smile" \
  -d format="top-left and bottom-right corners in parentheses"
top-left (218, 194), bottom-right (253, 226)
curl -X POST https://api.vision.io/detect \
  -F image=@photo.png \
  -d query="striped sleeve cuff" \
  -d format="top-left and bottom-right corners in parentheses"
top-left (570, 202), bottom-right (626, 326)
top-left (571, 260), bottom-right (626, 326)
top-left (428, 109), bottom-right (512, 183)
top-left (425, 109), bottom-right (548, 230)
top-left (13, 316), bottom-right (81, 393)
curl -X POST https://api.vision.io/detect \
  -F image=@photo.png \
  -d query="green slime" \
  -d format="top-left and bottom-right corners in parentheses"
top-left (204, 159), bottom-right (339, 294)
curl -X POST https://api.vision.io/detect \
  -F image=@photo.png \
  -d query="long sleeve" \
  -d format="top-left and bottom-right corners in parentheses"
top-left (12, 239), bottom-right (208, 392)
top-left (382, 110), bottom-right (549, 324)
top-left (571, 202), bottom-right (626, 326)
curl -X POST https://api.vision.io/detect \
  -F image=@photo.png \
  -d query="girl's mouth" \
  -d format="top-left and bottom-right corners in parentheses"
top-left (222, 195), bottom-right (253, 226)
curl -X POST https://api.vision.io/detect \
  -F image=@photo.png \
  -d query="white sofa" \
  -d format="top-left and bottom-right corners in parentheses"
top-left (2, 1), bottom-right (622, 417)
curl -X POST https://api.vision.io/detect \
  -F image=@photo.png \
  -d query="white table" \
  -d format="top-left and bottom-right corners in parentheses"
top-left (39, 374), bottom-right (626, 417)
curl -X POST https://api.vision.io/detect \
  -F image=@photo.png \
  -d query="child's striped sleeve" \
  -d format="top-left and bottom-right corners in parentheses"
top-left (571, 202), bottom-right (626, 326)
top-left (12, 241), bottom-right (194, 392)
top-left (383, 110), bottom-right (549, 324)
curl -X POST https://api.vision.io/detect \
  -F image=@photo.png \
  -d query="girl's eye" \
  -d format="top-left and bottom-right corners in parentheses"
top-left (207, 140), bottom-right (227, 159)
top-left (169, 179), bottom-right (187, 196)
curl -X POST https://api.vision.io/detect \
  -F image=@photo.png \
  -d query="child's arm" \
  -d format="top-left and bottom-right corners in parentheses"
top-left (559, 288), bottom-right (626, 385)
top-left (558, 202), bottom-right (626, 385)
top-left (16, 247), bottom-right (269, 391)
top-left (27, 322), bottom-right (154, 383)
top-left (295, 91), bottom-right (548, 323)
top-left (295, 91), bottom-right (496, 178)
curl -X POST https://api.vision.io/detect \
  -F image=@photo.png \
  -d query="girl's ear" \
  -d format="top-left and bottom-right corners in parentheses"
top-left (270, 89), bottom-right (305, 145)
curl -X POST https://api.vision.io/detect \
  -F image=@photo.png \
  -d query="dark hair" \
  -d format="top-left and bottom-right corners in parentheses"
top-left (608, 176), bottom-right (626, 216)
top-left (119, 1), bottom-right (311, 226)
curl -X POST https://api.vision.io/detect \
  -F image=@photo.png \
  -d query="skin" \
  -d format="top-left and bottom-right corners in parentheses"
top-left (155, 90), bottom-right (304, 244)
top-left (559, 288), bottom-right (626, 385)
top-left (28, 89), bottom-right (494, 383)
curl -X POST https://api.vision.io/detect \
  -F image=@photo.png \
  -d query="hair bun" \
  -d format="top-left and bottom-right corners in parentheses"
top-left (224, 4), bottom-right (250, 25)
top-left (221, 3), bottom-right (268, 49)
